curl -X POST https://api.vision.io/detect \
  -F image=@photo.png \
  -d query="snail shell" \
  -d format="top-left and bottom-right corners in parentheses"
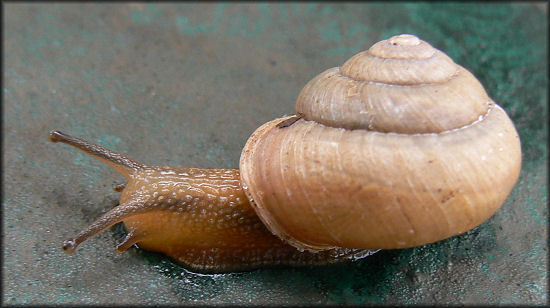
top-left (240, 34), bottom-right (521, 251)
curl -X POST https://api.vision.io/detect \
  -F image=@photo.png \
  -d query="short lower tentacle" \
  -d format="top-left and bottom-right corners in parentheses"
top-left (116, 229), bottom-right (146, 253)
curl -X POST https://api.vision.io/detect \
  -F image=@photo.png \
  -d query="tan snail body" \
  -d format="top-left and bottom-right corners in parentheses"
top-left (50, 34), bottom-right (521, 272)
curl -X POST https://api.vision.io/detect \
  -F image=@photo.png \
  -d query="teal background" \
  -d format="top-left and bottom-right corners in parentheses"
top-left (3, 2), bottom-right (547, 305)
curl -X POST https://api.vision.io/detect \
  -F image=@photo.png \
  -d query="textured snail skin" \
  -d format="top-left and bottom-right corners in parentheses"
top-left (49, 130), bottom-right (374, 272)
top-left (239, 34), bottom-right (522, 251)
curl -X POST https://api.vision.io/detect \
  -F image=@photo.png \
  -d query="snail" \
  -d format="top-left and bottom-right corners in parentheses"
top-left (50, 34), bottom-right (521, 273)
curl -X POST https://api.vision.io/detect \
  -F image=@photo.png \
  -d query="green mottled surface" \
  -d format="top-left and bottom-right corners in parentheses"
top-left (3, 2), bottom-right (547, 305)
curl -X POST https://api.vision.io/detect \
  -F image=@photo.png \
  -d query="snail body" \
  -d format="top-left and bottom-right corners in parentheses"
top-left (49, 131), bottom-right (373, 272)
top-left (51, 34), bottom-right (521, 272)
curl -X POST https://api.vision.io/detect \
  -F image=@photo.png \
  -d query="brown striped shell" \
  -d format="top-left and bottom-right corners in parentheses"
top-left (239, 34), bottom-right (522, 251)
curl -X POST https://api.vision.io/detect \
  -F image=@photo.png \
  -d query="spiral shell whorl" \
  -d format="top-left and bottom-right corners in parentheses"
top-left (295, 34), bottom-right (491, 134)
top-left (240, 34), bottom-right (521, 252)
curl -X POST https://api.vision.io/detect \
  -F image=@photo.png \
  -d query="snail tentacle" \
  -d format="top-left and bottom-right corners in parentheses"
top-left (49, 130), bottom-right (144, 178)
top-left (116, 229), bottom-right (145, 253)
top-left (62, 200), bottom-right (157, 254)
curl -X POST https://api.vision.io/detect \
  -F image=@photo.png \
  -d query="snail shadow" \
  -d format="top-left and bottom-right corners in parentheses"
top-left (120, 222), bottom-right (498, 304)
top-left (132, 243), bottom-right (407, 303)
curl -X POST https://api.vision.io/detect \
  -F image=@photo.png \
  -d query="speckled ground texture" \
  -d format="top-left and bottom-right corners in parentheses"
top-left (3, 2), bottom-right (547, 305)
